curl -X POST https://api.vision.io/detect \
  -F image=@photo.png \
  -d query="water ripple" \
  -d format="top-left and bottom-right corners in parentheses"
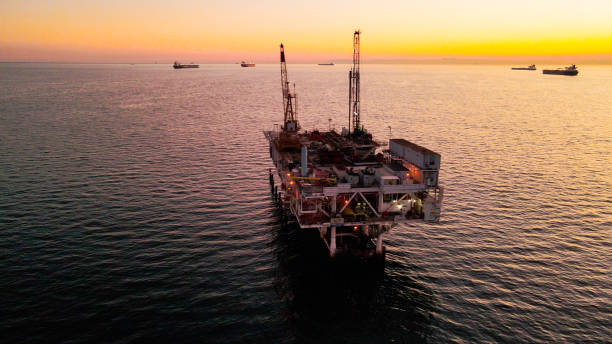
top-left (1, 63), bottom-right (611, 343)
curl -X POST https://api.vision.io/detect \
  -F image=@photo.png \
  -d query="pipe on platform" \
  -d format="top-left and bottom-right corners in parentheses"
top-left (301, 145), bottom-right (307, 177)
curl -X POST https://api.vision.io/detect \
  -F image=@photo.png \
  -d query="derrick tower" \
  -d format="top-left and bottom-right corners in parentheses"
top-left (280, 43), bottom-right (298, 132)
top-left (349, 30), bottom-right (361, 134)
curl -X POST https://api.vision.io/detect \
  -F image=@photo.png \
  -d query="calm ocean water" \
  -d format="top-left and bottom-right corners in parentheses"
top-left (1, 63), bottom-right (611, 343)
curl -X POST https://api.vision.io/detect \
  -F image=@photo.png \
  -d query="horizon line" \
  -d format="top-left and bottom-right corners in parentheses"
top-left (3, 59), bottom-right (612, 65)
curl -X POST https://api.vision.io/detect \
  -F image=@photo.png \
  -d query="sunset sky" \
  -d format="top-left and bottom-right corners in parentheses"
top-left (1, 0), bottom-right (611, 63)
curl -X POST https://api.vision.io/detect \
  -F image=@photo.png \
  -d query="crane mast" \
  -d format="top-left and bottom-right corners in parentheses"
top-left (280, 43), bottom-right (298, 132)
top-left (349, 30), bottom-right (361, 134)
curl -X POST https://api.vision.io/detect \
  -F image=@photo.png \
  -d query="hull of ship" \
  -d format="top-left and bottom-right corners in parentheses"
top-left (543, 70), bottom-right (578, 76)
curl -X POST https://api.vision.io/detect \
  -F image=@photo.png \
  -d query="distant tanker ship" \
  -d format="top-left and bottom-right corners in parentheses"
top-left (543, 65), bottom-right (578, 76)
top-left (173, 61), bottom-right (199, 69)
top-left (512, 64), bottom-right (536, 70)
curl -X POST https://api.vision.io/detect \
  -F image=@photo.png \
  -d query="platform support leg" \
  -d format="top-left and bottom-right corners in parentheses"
top-left (331, 196), bottom-right (336, 216)
top-left (376, 231), bottom-right (384, 255)
top-left (330, 226), bottom-right (336, 257)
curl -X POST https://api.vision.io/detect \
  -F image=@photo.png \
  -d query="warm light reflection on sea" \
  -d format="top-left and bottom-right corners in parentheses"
top-left (1, 63), bottom-right (610, 343)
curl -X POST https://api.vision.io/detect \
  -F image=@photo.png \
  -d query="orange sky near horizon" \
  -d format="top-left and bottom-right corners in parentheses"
top-left (1, 0), bottom-right (611, 63)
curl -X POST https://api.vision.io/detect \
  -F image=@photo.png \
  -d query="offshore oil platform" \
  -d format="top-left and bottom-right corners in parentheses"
top-left (264, 31), bottom-right (443, 258)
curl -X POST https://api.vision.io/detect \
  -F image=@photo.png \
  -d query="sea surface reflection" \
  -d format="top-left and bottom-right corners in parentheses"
top-left (271, 211), bottom-right (436, 343)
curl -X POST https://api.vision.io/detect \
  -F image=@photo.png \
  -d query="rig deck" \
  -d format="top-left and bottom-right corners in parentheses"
top-left (265, 31), bottom-right (443, 258)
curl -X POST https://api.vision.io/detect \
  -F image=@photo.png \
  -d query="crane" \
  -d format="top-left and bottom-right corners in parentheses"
top-left (280, 43), bottom-right (298, 132)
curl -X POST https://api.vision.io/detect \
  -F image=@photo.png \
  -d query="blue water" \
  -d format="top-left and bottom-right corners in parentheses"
top-left (1, 63), bottom-right (611, 343)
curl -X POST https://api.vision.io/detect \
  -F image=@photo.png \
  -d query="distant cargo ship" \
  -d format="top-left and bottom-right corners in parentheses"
top-left (173, 61), bottom-right (199, 69)
top-left (318, 62), bottom-right (335, 66)
top-left (240, 61), bottom-right (255, 67)
top-left (512, 64), bottom-right (536, 70)
top-left (543, 65), bottom-right (578, 76)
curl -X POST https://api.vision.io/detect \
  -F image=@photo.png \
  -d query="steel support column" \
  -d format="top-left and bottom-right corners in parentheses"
top-left (330, 226), bottom-right (337, 257)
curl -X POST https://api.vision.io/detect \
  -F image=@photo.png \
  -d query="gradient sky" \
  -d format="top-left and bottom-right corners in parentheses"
top-left (1, 0), bottom-right (611, 62)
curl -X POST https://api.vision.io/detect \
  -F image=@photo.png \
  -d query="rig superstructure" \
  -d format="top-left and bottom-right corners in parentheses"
top-left (264, 31), bottom-right (443, 258)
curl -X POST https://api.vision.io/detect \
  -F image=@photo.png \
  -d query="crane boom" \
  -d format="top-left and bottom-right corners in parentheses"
top-left (280, 43), bottom-right (298, 132)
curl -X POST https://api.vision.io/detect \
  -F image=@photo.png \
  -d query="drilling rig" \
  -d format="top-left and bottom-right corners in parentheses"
top-left (264, 33), bottom-right (444, 259)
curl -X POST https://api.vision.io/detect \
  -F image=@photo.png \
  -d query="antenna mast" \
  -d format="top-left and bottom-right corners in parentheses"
top-left (280, 43), bottom-right (298, 132)
top-left (349, 30), bottom-right (361, 134)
